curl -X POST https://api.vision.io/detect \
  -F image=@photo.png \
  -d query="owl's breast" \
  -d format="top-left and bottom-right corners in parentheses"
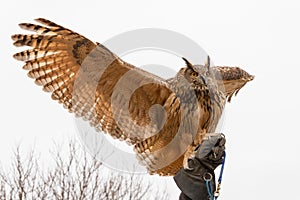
top-left (197, 88), bottom-right (226, 134)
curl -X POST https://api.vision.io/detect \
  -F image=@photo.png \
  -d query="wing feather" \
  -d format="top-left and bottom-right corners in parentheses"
top-left (212, 66), bottom-right (254, 102)
top-left (12, 18), bottom-right (172, 146)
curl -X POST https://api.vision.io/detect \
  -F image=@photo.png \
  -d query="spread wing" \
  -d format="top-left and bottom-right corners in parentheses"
top-left (12, 18), bottom-right (173, 145)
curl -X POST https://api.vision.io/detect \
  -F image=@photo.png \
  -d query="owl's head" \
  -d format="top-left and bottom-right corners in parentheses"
top-left (180, 56), bottom-right (213, 87)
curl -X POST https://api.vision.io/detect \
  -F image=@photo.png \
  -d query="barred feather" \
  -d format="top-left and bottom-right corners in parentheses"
top-left (19, 23), bottom-right (56, 35)
top-left (13, 49), bottom-right (57, 61)
top-left (27, 61), bottom-right (74, 78)
top-left (23, 54), bottom-right (71, 70)
top-left (34, 18), bottom-right (63, 28)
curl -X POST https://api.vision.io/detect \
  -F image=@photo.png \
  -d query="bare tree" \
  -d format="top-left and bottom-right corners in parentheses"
top-left (0, 140), bottom-right (168, 200)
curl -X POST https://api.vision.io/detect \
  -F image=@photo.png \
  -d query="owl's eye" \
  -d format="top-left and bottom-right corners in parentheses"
top-left (191, 71), bottom-right (198, 78)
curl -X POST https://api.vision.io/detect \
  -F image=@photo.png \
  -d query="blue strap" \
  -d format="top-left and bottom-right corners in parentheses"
top-left (218, 151), bottom-right (226, 183)
top-left (205, 151), bottom-right (226, 200)
top-left (206, 180), bottom-right (215, 200)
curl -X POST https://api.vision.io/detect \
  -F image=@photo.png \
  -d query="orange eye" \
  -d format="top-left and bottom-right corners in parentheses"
top-left (191, 72), bottom-right (198, 77)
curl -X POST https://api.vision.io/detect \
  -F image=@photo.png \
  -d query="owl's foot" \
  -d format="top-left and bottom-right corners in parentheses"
top-left (183, 156), bottom-right (192, 170)
top-left (183, 146), bottom-right (195, 170)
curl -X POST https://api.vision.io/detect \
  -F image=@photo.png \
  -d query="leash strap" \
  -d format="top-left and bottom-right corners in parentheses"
top-left (205, 151), bottom-right (226, 200)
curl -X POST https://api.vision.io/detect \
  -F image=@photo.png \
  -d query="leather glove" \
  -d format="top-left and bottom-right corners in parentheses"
top-left (174, 134), bottom-right (226, 200)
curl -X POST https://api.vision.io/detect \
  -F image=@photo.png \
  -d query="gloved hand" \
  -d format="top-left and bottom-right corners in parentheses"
top-left (174, 134), bottom-right (226, 200)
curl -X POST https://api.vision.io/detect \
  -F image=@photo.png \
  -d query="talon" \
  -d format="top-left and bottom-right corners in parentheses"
top-left (183, 146), bottom-right (196, 170)
top-left (184, 166), bottom-right (193, 170)
top-left (183, 154), bottom-right (194, 170)
top-left (213, 152), bottom-right (217, 158)
top-left (183, 159), bottom-right (192, 170)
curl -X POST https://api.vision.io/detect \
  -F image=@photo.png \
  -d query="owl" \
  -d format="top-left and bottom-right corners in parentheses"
top-left (12, 18), bottom-right (254, 176)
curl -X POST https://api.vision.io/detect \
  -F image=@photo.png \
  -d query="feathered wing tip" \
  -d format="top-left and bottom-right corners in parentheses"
top-left (34, 18), bottom-right (63, 28)
top-left (227, 84), bottom-right (244, 103)
top-left (14, 18), bottom-right (65, 36)
top-left (11, 18), bottom-right (96, 97)
top-left (210, 66), bottom-right (254, 102)
top-left (222, 67), bottom-right (254, 102)
top-left (11, 19), bottom-right (127, 142)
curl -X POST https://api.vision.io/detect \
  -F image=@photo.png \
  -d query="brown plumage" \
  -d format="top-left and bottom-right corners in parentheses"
top-left (12, 18), bottom-right (254, 176)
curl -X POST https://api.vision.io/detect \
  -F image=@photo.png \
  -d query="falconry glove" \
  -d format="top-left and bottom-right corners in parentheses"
top-left (174, 134), bottom-right (226, 200)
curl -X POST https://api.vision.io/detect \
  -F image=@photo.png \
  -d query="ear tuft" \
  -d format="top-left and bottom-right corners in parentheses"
top-left (182, 57), bottom-right (194, 69)
top-left (204, 56), bottom-right (210, 69)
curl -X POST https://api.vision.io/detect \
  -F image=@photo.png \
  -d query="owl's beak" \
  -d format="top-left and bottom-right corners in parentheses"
top-left (200, 76), bottom-right (207, 85)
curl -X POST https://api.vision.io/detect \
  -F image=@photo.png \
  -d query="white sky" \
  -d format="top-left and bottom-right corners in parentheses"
top-left (1, 0), bottom-right (300, 199)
